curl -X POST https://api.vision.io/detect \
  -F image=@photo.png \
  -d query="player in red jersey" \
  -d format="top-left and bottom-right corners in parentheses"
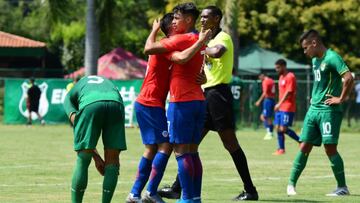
top-left (255, 74), bottom-right (276, 140)
top-left (273, 59), bottom-right (300, 155)
top-left (144, 3), bottom-right (209, 203)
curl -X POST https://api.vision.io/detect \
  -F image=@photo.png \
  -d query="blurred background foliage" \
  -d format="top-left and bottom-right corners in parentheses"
top-left (1, 0), bottom-right (359, 73)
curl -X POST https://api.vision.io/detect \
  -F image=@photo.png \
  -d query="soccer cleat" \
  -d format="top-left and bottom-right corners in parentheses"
top-left (233, 191), bottom-right (259, 201)
top-left (157, 184), bottom-right (181, 199)
top-left (326, 186), bottom-right (350, 196)
top-left (272, 149), bottom-right (285, 155)
top-left (263, 132), bottom-right (273, 140)
top-left (41, 120), bottom-right (46, 125)
top-left (287, 185), bottom-right (297, 196)
top-left (142, 191), bottom-right (166, 203)
top-left (125, 193), bottom-right (142, 203)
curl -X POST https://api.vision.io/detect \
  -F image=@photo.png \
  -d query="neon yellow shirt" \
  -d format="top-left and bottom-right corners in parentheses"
top-left (202, 31), bottom-right (234, 89)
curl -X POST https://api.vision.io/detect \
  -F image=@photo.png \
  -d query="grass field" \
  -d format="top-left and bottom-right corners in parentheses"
top-left (0, 124), bottom-right (359, 203)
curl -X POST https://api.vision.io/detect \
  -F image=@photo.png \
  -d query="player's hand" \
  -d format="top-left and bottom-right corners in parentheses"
top-left (196, 70), bottom-right (207, 85)
top-left (152, 19), bottom-right (161, 32)
top-left (324, 94), bottom-right (342, 105)
top-left (199, 28), bottom-right (212, 44)
top-left (274, 103), bottom-right (280, 111)
top-left (70, 113), bottom-right (76, 125)
top-left (92, 150), bottom-right (105, 176)
top-left (255, 101), bottom-right (261, 107)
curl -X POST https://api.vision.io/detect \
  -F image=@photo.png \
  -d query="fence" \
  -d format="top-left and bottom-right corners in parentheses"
top-left (0, 77), bottom-right (359, 128)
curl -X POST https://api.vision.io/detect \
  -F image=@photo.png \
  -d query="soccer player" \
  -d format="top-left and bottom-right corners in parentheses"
top-left (64, 75), bottom-right (126, 203)
top-left (158, 5), bottom-right (259, 201)
top-left (255, 73), bottom-right (276, 140)
top-left (26, 78), bottom-right (45, 125)
top-left (273, 59), bottom-right (300, 155)
top-left (126, 13), bottom-right (209, 203)
top-left (287, 29), bottom-right (353, 196)
top-left (144, 3), bottom-right (209, 203)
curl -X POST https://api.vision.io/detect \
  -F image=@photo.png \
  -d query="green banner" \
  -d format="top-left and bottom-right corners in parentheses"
top-left (4, 79), bottom-right (143, 126)
top-left (4, 78), bottom-right (241, 126)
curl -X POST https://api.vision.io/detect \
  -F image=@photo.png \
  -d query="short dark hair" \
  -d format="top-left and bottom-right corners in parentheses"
top-left (299, 29), bottom-right (322, 44)
top-left (160, 13), bottom-right (174, 37)
top-left (275, 59), bottom-right (287, 67)
top-left (173, 2), bottom-right (200, 21)
top-left (204, 5), bottom-right (223, 20)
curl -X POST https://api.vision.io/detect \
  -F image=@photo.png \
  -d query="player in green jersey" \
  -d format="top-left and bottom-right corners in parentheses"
top-left (64, 75), bottom-right (126, 203)
top-left (287, 29), bottom-right (354, 197)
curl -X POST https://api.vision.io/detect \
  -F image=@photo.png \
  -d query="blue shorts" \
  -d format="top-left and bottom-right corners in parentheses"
top-left (274, 111), bottom-right (294, 127)
top-left (167, 101), bottom-right (206, 144)
top-left (262, 98), bottom-right (275, 118)
top-left (135, 102), bottom-right (169, 145)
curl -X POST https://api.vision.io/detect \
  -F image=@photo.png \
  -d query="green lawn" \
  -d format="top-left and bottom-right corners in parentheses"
top-left (0, 124), bottom-right (359, 202)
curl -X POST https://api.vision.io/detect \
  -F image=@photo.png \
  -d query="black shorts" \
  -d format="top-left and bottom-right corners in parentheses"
top-left (29, 101), bottom-right (39, 112)
top-left (204, 84), bottom-right (235, 131)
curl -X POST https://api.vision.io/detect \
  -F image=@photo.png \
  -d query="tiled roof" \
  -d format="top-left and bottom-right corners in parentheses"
top-left (0, 31), bottom-right (46, 48)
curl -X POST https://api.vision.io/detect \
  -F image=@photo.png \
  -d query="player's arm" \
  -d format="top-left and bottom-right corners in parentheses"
top-left (255, 92), bottom-right (266, 107)
top-left (275, 90), bottom-right (292, 111)
top-left (205, 44), bottom-right (226, 58)
top-left (63, 90), bottom-right (78, 125)
top-left (325, 71), bottom-right (354, 105)
top-left (143, 19), bottom-right (168, 55)
top-left (92, 149), bottom-right (105, 176)
top-left (170, 29), bottom-right (211, 64)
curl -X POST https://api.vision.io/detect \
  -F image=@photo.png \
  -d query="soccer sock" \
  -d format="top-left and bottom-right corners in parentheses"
top-left (147, 152), bottom-right (170, 196)
top-left (288, 151), bottom-right (309, 186)
top-left (277, 131), bottom-right (285, 150)
top-left (191, 152), bottom-right (203, 200)
top-left (328, 153), bottom-right (346, 187)
top-left (269, 124), bottom-right (274, 133)
top-left (176, 153), bottom-right (194, 200)
top-left (230, 148), bottom-right (257, 193)
top-left (102, 164), bottom-right (119, 203)
top-left (130, 156), bottom-right (152, 197)
top-left (263, 121), bottom-right (268, 130)
top-left (286, 128), bottom-right (300, 142)
top-left (71, 152), bottom-right (92, 203)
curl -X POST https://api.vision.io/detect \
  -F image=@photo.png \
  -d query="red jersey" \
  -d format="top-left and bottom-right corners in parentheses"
top-left (262, 76), bottom-right (275, 98)
top-left (278, 72), bottom-right (296, 112)
top-left (136, 49), bottom-right (172, 108)
top-left (160, 33), bottom-right (205, 102)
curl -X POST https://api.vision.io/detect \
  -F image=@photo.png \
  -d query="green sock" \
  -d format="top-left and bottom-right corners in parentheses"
top-left (328, 153), bottom-right (346, 187)
top-left (71, 152), bottom-right (92, 203)
top-left (288, 151), bottom-right (309, 186)
top-left (102, 164), bottom-right (119, 203)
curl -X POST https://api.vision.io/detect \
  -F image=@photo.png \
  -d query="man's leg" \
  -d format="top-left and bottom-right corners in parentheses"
top-left (288, 143), bottom-right (312, 189)
top-left (102, 149), bottom-right (120, 203)
top-left (325, 144), bottom-right (346, 188)
top-left (71, 150), bottom-right (93, 203)
top-left (146, 143), bottom-right (171, 196)
top-left (218, 129), bottom-right (258, 200)
top-left (174, 144), bottom-right (194, 201)
top-left (129, 145), bottom-right (157, 198)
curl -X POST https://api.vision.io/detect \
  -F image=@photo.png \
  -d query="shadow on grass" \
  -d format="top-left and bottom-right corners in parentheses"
top-left (259, 199), bottom-right (324, 202)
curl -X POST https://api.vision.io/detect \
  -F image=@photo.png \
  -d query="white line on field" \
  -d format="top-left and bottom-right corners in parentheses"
top-left (0, 174), bottom-right (359, 188)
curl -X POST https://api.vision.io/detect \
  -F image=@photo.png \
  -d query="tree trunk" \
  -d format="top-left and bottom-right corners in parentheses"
top-left (224, 0), bottom-right (239, 75)
top-left (85, 0), bottom-right (99, 76)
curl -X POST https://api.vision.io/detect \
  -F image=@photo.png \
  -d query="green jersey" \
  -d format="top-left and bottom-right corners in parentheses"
top-left (310, 49), bottom-right (349, 112)
top-left (64, 75), bottom-right (123, 117)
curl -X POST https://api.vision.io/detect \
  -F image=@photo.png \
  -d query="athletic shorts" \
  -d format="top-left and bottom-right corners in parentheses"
top-left (274, 111), bottom-right (294, 127)
top-left (262, 98), bottom-right (275, 118)
top-left (135, 101), bottom-right (169, 145)
top-left (300, 109), bottom-right (342, 146)
top-left (29, 101), bottom-right (39, 112)
top-left (167, 101), bottom-right (206, 144)
top-left (73, 101), bottom-right (126, 151)
top-left (204, 84), bottom-right (235, 131)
